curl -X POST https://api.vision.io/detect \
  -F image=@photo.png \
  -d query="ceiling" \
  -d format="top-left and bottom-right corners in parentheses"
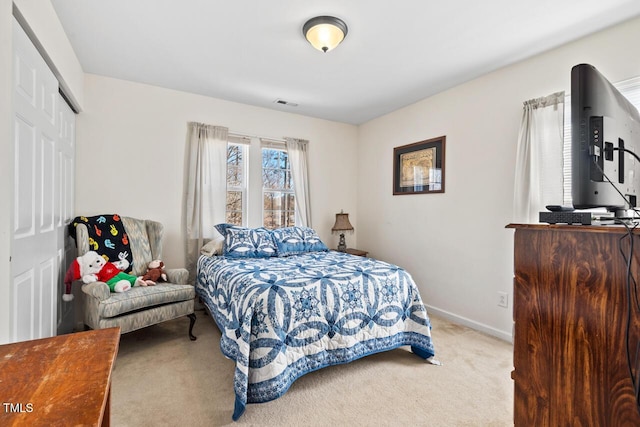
top-left (50, 0), bottom-right (640, 125)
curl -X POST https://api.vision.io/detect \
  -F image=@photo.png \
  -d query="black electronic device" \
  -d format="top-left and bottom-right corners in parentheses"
top-left (571, 64), bottom-right (640, 211)
top-left (545, 205), bottom-right (575, 212)
top-left (539, 210), bottom-right (615, 225)
top-left (540, 211), bottom-right (591, 225)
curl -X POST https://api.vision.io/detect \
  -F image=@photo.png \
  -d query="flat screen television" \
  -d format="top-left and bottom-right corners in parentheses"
top-left (571, 63), bottom-right (640, 212)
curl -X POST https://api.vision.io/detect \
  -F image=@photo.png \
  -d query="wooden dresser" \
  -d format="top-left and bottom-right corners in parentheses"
top-left (0, 327), bottom-right (120, 426)
top-left (508, 224), bottom-right (640, 426)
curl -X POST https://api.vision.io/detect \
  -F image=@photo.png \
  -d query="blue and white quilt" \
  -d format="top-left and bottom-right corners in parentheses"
top-left (196, 250), bottom-right (435, 420)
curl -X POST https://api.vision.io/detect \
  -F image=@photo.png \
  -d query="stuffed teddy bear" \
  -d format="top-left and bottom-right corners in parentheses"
top-left (141, 259), bottom-right (168, 285)
top-left (63, 250), bottom-right (150, 301)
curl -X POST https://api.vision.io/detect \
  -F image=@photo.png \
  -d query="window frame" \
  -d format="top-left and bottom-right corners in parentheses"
top-left (225, 141), bottom-right (248, 227)
top-left (261, 144), bottom-right (296, 229)
top-left (224, 137), bottom-right (297, 229)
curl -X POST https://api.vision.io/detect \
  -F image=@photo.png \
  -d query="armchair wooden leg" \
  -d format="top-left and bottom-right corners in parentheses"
top-left (188, 313), bottom-right (197, 341)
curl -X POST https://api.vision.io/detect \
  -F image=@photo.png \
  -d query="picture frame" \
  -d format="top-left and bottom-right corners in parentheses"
top-left (393, 136), bottom-right (446, 195)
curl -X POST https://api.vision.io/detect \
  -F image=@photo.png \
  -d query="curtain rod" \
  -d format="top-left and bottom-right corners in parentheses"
top-left (229, 131), bottom-right (286, 144)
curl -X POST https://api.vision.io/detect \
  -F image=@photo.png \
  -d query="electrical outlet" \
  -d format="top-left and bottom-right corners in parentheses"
top-left (497, 291), bottom-right (509, 308)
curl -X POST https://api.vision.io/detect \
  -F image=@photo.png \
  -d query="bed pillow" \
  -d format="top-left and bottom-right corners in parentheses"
top-left (214, 223), bottom-right (235, 236)
top-left (221, 225), bottom-right (278, 258)
top-left (201, 238), bottom-right (224, 256)
top-left (200, 227), bottom-right (225, 256)
top-left (271, 226), bottom-right (328, 257)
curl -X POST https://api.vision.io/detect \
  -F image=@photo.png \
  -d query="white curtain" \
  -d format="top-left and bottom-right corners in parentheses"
top-left (184, 122), bottom-right (228, 281)
top-left (285, 137), bottom-right (312, 227)
top-left (513, 92), bottom-right (565, 223)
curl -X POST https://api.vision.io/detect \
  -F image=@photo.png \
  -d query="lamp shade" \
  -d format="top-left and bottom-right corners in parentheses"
top-left (331, 212), bottom-right (354, 232)
top-left (303, 16), bottom-right (348, 53)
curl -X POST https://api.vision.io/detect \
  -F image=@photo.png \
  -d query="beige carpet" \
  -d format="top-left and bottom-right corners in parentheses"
top-left (111, 310), bottom-right (513, 426)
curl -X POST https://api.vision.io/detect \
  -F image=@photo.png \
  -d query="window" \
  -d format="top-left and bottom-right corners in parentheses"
top-left (225, 143), bottom-right (246, 226)
top-left (224, 139), bottom-right (296, 229)
top-left (262, 147), bottom-right (295, 229)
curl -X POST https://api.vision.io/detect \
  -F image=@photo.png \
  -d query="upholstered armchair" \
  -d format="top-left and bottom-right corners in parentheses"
top-left (73, 216), bottom-right (196, 340)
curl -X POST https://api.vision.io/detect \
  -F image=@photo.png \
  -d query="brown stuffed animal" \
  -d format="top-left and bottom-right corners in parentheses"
top-left (141, 259), bottom-right (168, 285)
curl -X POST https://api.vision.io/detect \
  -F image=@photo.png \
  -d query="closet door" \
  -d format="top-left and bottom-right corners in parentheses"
top-left (56, 97), bottom-right (76, 335)
top-left (12, 18), bottom-right (60, 341)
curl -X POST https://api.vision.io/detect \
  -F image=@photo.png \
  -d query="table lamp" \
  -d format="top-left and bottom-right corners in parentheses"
top-left (331, 210), bottom-right (354, 252)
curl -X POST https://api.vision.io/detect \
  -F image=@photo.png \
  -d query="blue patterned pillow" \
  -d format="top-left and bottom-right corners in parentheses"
top-left (271, 226), bottom-right (328, 257)
top-left (222, 226), bottom-right (278, 258)
top-left (214, 223), bottom-right (235, 236)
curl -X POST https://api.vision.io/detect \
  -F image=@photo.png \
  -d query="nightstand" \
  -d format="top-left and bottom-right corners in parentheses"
top-left (345, 248), bottom-right (368, 257)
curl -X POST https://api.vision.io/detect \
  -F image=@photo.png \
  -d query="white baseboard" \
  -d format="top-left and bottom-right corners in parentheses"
top-left (426, 305), bottom-right (513, 343)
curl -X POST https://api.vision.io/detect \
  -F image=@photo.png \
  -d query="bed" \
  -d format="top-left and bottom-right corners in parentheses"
top-left (195, 225), bottom-right (436, 420)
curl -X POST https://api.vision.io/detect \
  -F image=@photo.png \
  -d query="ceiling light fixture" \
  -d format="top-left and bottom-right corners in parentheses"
top-left (303, 16), bottom-right (348, 53)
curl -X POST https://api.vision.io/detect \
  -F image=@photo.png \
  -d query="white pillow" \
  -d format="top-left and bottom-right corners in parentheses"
top-left (200, 233), bottom-right (224, 256)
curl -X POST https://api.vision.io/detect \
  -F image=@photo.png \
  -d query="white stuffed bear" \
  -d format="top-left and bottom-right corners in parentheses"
top-left (63, 251), bottom-right (148, 301)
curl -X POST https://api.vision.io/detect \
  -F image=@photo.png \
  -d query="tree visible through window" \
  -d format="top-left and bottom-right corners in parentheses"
top-left (226, 144), bottom-right (245, 225)
top-left (262, 147), bottom-right (295, 229)
top-left (224, 142), bottom-right (296, 228)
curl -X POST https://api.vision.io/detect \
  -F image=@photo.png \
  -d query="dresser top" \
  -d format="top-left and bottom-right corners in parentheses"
top-left (506, 223), bottom-right (640, 235)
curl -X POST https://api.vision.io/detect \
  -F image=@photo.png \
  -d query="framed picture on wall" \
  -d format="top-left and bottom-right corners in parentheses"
top-left (393, 136), bottom-right (446, 195)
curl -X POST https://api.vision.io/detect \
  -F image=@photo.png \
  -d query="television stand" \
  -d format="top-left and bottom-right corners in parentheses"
top-left (508, 224), bottom-right (640, 426)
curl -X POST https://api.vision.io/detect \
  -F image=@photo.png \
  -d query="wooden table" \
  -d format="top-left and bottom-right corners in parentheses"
top-left (345, 248), bottom-right (368, 257)
top-left (0, 327), bottom-right (120, 427)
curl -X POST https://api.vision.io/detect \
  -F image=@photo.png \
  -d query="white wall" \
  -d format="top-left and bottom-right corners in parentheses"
top-left (357, 16), bottom-right (640, 341)
top-left (75, 74), bottom-right (359, 270)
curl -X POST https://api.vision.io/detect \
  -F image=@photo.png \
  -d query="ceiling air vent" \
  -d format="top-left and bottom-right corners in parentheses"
top-left (274, 99), bottom-right (299, 107)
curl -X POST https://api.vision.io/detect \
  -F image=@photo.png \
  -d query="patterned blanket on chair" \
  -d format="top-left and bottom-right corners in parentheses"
top-left (69, 214), bottom-right (133, 270)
